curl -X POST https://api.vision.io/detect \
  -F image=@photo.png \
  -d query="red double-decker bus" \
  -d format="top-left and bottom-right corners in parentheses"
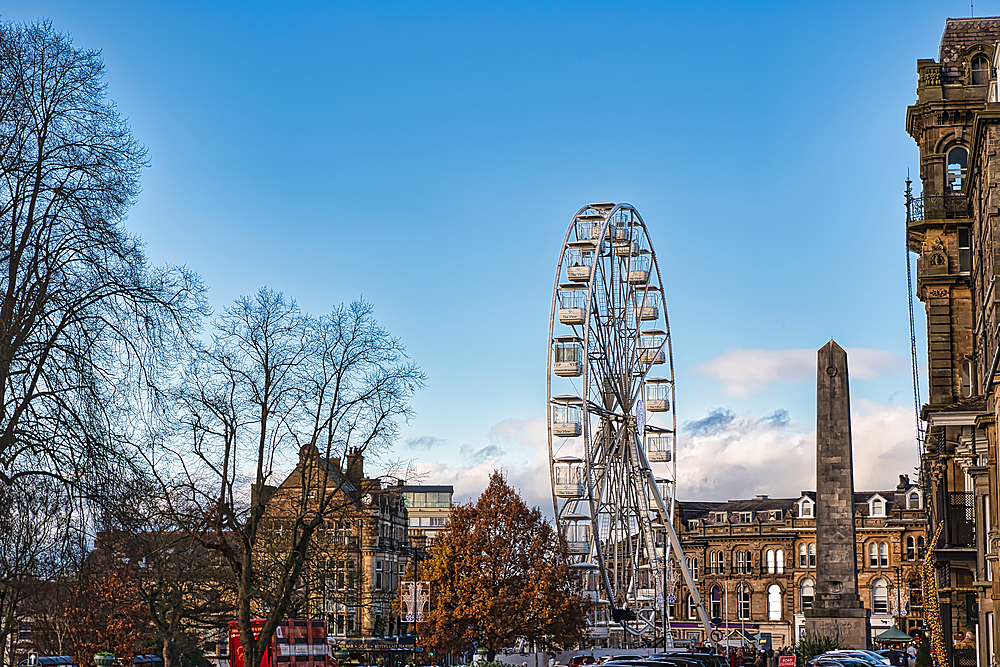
top-left (228, 619), bottom-right (331, 667)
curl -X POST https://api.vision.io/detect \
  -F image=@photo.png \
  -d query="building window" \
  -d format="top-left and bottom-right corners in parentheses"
top-left (687, 557), bottom-right (699, 581)
top-left (798, 543), bottom-right (807, 568)
top-left (973, 55), bottom-right (991, 85)
top-left (766, 550), bottom-right (775, 574)
top-left (767, 585), bottom-right (782, 621)
top-left (917, 536), bottom-right (925, 554)
top-left (872, 578), bottom-right (888, 614)
top-left (879, 542), bottom-right (889, 568)
top-left (800, 500), bottom-right (813, 518)
top-left (868, 543), bottom-right (878, 567)
top-left (715, 512), bottom-right (728, 523)
top-left (738, 512), bottom-right (753, 523)
top-left (737, 550), bottom-right (751, 574)
top-left (375, 560), bottom-right (383, 590)
top-left (710, 586), bottom-right (722, 619)
top-left (688, 594), bottom-right (697, 620)
top-left (948, 146), bottom-right (969, 192)
top-left (906, 536), bottom-right (916, 560)
top-left (710, 550), bottom-right (723, 575)
top-left (908, 491), bottom-right (921, 509)
top-left (871, 497), bottom-right (885, 517)
top-left (958, 227), bottom-right (971, 274)
top-left (776, 549), bottom-right (784, 574)
top-left (961, 359), bottom-right (973, 396)
top-left (808, 543), bottom-right (816, 567)
top-left (737, 585), bottom-right (750, 620)
top-left (801, 578), bottom-right (814, 611)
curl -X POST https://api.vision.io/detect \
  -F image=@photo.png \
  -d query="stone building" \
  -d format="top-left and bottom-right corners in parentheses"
top-left (258, 447), bottom-right (411, 640)
top-left (905, 16), bottom-right (1000, 667)
top-left (666, 478), bottom-right (926, 648)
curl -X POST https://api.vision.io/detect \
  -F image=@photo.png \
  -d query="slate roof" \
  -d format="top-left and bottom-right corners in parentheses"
top-left (679, 487), bottom-right (918, 524)
top-left (938, 17), bottom-right (1000, 85)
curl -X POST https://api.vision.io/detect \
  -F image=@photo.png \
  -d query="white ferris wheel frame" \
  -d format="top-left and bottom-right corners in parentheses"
top-left (546, 202), bottom-right (711, 642)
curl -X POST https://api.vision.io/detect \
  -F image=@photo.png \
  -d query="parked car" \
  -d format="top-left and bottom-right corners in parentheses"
top-left (874, 650), bottom-right (912, 667)
top-left (826, 651), bottom-right (890, 665)
top-left (647, 653), bottom-right (726, 667)
top-left (811, 659), bottom-right (869, 667)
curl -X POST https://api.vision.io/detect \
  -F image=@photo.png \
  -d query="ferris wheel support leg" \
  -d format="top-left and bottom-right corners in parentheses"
top-left (661, 511), bottom-right (714, 642)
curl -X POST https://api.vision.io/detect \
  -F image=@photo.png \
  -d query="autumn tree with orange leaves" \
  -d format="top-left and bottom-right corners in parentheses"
top-left (414, 472), bottom-right (587, 661)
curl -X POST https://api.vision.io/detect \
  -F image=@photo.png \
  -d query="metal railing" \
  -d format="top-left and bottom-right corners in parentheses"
top-left (907, 192), bottom-right (972, 221)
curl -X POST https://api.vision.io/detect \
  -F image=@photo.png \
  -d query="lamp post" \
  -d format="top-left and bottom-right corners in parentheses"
top-left (663, 530), bottom-right (669, 651)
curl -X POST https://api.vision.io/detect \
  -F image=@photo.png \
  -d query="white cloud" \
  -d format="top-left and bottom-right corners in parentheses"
top-left (404, 399), bottom-right (919, 518)
top-left (694, 347), bottom-right (907, 397)
top-left (410, 415), bottom-right (554, 514)
top-left (676, 400), bottom-right (918, 501)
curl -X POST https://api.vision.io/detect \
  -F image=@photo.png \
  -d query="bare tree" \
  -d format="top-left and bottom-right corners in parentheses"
top-left (0, 20), bottom-right (205, 489)
top-left (0, 479), bottom-right (80, 667)
top-left (153, 289), bottom-right (423, 667)
top-left (100, 480), bottom-right (236, 667)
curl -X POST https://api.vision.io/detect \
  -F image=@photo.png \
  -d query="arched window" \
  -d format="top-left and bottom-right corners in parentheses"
top-left (973, 55), bottom-right (990, 85)
top-left (688, 594), bottom-right (697, 619)
top-left (798, 543), bottom-right (808, 568)
top-left (766, 549), bottom-right (775, 574)
top-left (948, 146), bottom-right (969, 192)
top-left (906, 536), bottom-right (916, 560)
top-left (736, 550), bottom-right (749, 574)
top-left (710, 551), bottom-right (723, 575)
top-left (808, 543), bottom-right (816, 567)
top-left (776, 549), bottom-right (784, 574)
top-left (872, 578), bottom-right (888, 614)
top-left (879, 542), bottom-right (889, 568)
top-left (801, 578), bottom-right (815, 611)
top-left (800, 500), bottom-right (813, 518)
top-left (737, 585), bottom-right (751, 620)
top-left (710, 585), bottom-right (722, 619)
top-left (918, 536), bottom-right (925, 554)
top-left (909, 492), bottom-right (920, 509)
top-left (687, 557), bottom-right (699, 581)
top-left (767, 585), bottom-right (782, 621)
top-left (868, 543), bottom-right (879, 568)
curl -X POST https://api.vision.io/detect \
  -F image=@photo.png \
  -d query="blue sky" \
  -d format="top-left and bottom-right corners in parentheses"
top-left (1, 0), bottom-right (969, 508)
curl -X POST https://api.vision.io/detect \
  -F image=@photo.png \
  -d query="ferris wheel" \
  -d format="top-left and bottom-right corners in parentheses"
top-left (546, 202), bottom-right (709, 645)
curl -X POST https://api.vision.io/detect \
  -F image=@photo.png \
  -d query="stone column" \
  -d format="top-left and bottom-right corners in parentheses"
top-left (804, 341), bottom-right (871, 647)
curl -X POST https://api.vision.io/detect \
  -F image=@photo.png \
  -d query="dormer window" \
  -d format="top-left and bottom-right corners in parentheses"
top-left (799, 499), bottom-right (814, 518)
top-left (870, 496), bottom-right (886, 518)
top-left (714, 512), bottom-right (728, 523)
top-left (738, 512), bottom-right (753, 523)
top-left (948, 146), bottom-right (968, 192)
top-left (973, 55), bottom-right (990, 85)
top-left (908, 491), bottom-right (922, 509)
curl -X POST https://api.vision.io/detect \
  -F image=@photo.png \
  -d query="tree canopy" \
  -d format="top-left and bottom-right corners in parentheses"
top-left (0, 19), bottom-right (205, 489)
top-left (417, 472), bottom-right (587, 660)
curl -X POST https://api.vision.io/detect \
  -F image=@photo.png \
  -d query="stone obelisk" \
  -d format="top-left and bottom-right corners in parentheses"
top-left (804, 341), bottom-right (871, 647)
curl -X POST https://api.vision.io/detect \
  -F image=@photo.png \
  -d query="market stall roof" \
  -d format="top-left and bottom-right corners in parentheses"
top-left (874, 627), bottom-right (913, 643)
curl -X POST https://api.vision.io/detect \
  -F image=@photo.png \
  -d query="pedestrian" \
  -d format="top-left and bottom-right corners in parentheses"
top-left (887, 648), bottom-right (901, 667)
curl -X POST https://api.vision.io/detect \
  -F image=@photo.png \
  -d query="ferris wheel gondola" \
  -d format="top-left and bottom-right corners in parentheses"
top-left (546, 202), bottom-right (710, 646)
